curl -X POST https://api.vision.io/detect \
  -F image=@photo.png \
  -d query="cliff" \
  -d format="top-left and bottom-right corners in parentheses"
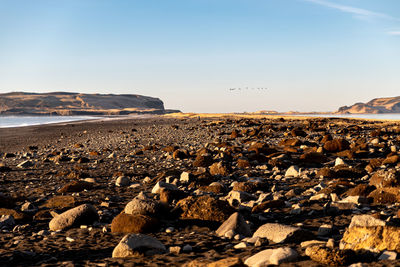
top-left (337, 96), bottom-right (400, 114)
top-left (0, 92), bottom-right (172, 116)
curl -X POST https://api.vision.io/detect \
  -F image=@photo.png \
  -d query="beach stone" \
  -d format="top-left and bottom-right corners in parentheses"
top-left (252, 200), bottom-right (285, 213)
top-left (207, 257), bottom-right (245, 267)
top-left (383, 155), bottom-right (399, 165)
top-left (0, 208), bottom-right (27, 221)
top-left (245, 247), bottom-right (298, 266)
top-left (151, 181), bottom-right (178, 194)
top-left (116, 176), bottom-right (130, 187)
top-left (216, 212), bottom-right (251, 237)
top-left (209, 162), bottom-right (229, 176)
top-left (42, 196), bottom-right (75, 209)
top-left (124, 196), bottom-right (162, 216)
top-left (180, 171), bottom-right (192, 183)
top-left (112, 234), bottom-right (166, 258)
top-left (0, 215), bottom-right (15, 229)
top-left (299, 152), bottom-right (328, 164)
top-left (175, 195), bottom-right (235, 223)
top-left (369, 169), bottom-right (400, 188)
top-left (300, 240), bottom-right (326, 248)
top-left (0, 193), bottom-right (14, 208)
top-left (17, 160), bottom-right (34, 168)
top-left (193, 154), bottom-right (213, 167)
top-left (111, 213), bottom-right (159, 233)
top-left (378, 251), bottom-right (397, 260)
top-left (317, 224), bottom-right (333, 236)
top-left (253, 223), bottom-right (313, 243)
top-left (367, 187), bottom-right (400, 204)
top-left (58, 180), bottom-right (93, 193)
top-left (21, 202), bottom-right (37, 213)
top-left (305, 246), bottom-right (354, 266)
top-left (348, 214), bottom-right (386, 228)
top-left (335, 157), bottom-right (345, 166)
top-left (49, 204), bottom-right (98, 231)
top-left (323, 138), bottom-right (350, 152)
top-left (224, 190), bottom-right (254, 206)
top-left (285, 165), bottom-right (299, 177)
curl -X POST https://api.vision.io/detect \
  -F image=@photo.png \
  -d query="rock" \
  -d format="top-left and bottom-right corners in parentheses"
top-left (324, 138), bottom-right (350, 152)
top-left (367, 187), bottom-right (400, 204)
top-left (193, 154), bottom-right (213, 167)
top-left (305, 246), bottom-right (354, 266)
top-left (209, 162), bottom-right (229, 176)
top-left (174, 195), bottom-right (235, 223)
top-left (253, 223), bottom-right (313, 243)
top-left (0, 215), bottom-right (15, 229)
top-left (335, 157), bottom-right (345, 166)
top-left (21, 202), bottom-right (37, 213)
top-left (224, 190), bottom-right (254, 207)
top-left (216, 212), bottom-right (251, 237)
top-left (49, 204), bottom-right (98, 231)
top-left (42, 196), bottom-right (75, 209)
top-left (369, 169), bottom-right (400, 188)
top-left (285, 165), bottom-right (300, 177)
top-left (300, 240), bottom-right (326, 248)
top-left (124, 197), bottom-right (162, 216)
top-left (152, 181), bottom-right (178, 194)
top-left (116, 176), bottom-right (130, 187)
top-left (111, 213), bottom-right (159, 233)
top-left (378, 250), bottom-right (397, 260)
top-left (245, 247), bottom-right (298, 266)
top-left (58, 180), bottom-right (93, 193)
top-left (348, 214), bottom-right (386, 228)
top-left (0, 208), bottom-right (28, 221)
top-left (17, 160), bottom-right (34, 168)
top-left (182, 244), bottom-right (192, 252)
top-left (207, 257), bottom-right (245, 267)
top-left (180, 171), bottom-right (192, 183)
top-left (112, 234), bottom-right (166, 257)
top-left (299, 152), bottom-right (328, 164)
top-left (252, 200), bottom-right (285, 213)
top-left (317, 224), bottom-right (333, 236)
top-left (0, 193), bottom-right (14, 208)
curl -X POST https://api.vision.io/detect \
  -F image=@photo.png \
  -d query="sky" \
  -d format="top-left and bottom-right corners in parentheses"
top-left (0, 0), bottom-right (399, 113)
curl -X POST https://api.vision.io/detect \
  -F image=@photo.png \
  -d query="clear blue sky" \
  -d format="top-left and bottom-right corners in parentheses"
top-left (0, 0), bottom-right (399, 112)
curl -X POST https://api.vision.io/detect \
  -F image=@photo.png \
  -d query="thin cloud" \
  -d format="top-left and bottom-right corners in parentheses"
top-left (387, 31), bottom-right (400, 36)
top-left (304, 0), bottom-right (400, 22)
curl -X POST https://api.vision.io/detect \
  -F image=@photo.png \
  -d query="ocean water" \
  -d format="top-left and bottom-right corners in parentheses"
top-left (298, 113), bottom-right (400, 120)
top-left (0, 116), bottom-right (99, 128)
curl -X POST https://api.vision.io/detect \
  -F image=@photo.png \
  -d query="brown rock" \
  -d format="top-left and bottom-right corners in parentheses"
top-left (237, 158), bottom-right (251, 169)
top-left (208, 257), bottom-right (245, 267)
top-left (0, 208), bottom-right (28, 221)
top-left (383, 155), bottom-right (400, 165)
top-left (324, 138), bottom-right (350, 152)
top-left (58, 180), bottom-right (93, 193)
top-left (252, 200), bottom-right (285, 213)
top-left (233, 182), bottom-right (264, 193)
top-left (279, 138), bottom-right (301, 147)
top-left (175, 195), bottom-right (235, 223)
top-left (42, 196), bottom-right (75, 209)
top-left (369, 169), bottom-right (400, 188)
top-left (305, 246), bottom-right (354, 266)
top-left (193, 154), bottom-right (213, 167)
top-left (209, 162), bottom-right (229, 176)
top-left (346, 184), bottom-right (375, 197)
top-left (111, 213), bottom-right (159, 233)
top-left (368, 187), bottom-right (400, 204)
top-left (173, 149), bottom-right (188, 160)
top-left (299, 152), bottom-right (328, 164)
top-left (159, 188), bottom-right (186, 204)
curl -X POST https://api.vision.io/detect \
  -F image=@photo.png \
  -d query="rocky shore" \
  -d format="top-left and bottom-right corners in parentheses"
top-left (1, 115), bottom-right (400, 266)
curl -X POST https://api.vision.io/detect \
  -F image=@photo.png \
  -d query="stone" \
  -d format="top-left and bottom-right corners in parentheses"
top-left (151, 181), bottom-right (178, 194)
top-left (305, 246), bottom-right (354, 266)
top-left (300, 240), bottom-right (326, 248)
top-left (207, 257), bottom-right (244, 267)
top-left (49, 204), bottom-right (98, 231)
top-left (323, 138), bottom-right (350, 153)
top-left (367, 187), bottom-right (400, 204)
top-left (174, 195), bottom-right (235, 223)
top-left (216, 212), bottom-right (251, 237)
top-left (58, 180), bottom-right (93, 193)
top-left (335, 157), bottom-right (345, 166)
top-left (209, 162), bottom-right (229, 176)
top-left (253, 223), bottom-right (313, 243)
top-left (116, 176), bottom-right (130, 187)
top-left (169, 246), bottom-right (181, 254)
top-left (182, 244), bottom-right (192, 252)
top-left (317, 224), bottom-right (333, 236)
top-left (378, 251), bottom-right (397, 260)
top-left (42, 196), bottom-right (75, 209)
top-left (348, 214), bottom-right (386, 228)
top-left (17, 160), bottom-right (34, 168)
top-left (180, 171), bottom-right (192, 183)
top-left (285, 165), bottom-right (299, 177)
top-left (124, 197), bottom-right (162, 216)
top-left (111, 213), bottom-right (159, 233)
top-left (0, 193), bottom-right (14, 208)
top-left (224, 190), bottom-right (254, 207)
top-left (244, 247), bottom-right (298, 266)
top-left (0, 215), bottom-right (15, 229)
top-left (112, 234), bottom-right (166, 257)
top-left (299, 152), bottom-right (328, 164)
top-left (193, 154), bottom-right (213, 167)
top-left (369, 169), bottom-right (400, 188)
top-left (21, 202), bottom-right (37, 213)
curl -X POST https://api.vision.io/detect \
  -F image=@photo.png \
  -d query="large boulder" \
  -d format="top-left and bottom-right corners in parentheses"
top-left (215, 212), bottom-right (251, 237)
top-left (174, 195), bottom-right (235, 223)
top-left (124, 197), bottom-right (162, 216)
top-left (49, 204), bottom-right (98, 231)
top-left (112, 234), bottom-right (166, 258)
top-left (253, 223), bottom-right (313, 243)
top-left (245, 247), bottom-right (298, 266)
top-left (369, 169), bottom-right (400, 188)
top-left (111, 213), bottom-right (159, 233)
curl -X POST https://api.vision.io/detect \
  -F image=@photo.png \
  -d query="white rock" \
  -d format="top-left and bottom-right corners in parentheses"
top-left (309, 193), bottom-right (328, 201)
top-left (224, 190), bottom-right (254, 206)
top-left (335, 157), bottom-right (345, 166)
top-left (17, 160), bottom-right (33, 168)
top-left (245, 247), bottom-right (298, 266)
top-left (112, 234), bottom-right (166, 258)
top-left (216, 212), bottom-right (251, 237)
top-left (253, 223), bottom-right (306, 243)
top-left (234, 242), bottom-right (248, 249)
top-left (115, 176), bottom-right (130, 187)
top-left (378, 250), bottom-right (397, 260)
top-left (285, 166), bottom-right (300, 178)
top-left (300, 240), bottom-right (326, 248)
top-left (151, 181), bottom-right (178, 194)
top-left (49, 204), bottom-right (98, 231)
top-left (180, 172), bottom-right (192, 183)
top-left (348, 214), bottom-right (386, 228)
top-left (124, 197), bottom-right (161, 216)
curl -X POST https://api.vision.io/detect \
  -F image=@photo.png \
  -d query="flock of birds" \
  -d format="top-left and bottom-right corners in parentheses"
top-left (228, 87), bottom-right (268, 91)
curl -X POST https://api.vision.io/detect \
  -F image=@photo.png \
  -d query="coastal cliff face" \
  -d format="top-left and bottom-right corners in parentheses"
top-left (0, 92), bottom-right (170, 115)
top-left (337, 96), bottom-right (400, 114)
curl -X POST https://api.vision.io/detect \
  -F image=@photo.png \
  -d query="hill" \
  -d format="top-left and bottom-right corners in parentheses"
top-left (337, 96), bottom-right (400, 114)
top-left (0, 92), bottom-right (175, 115)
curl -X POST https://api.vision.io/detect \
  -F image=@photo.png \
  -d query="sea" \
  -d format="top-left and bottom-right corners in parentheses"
top-left (1, 113), bottom-right (400, 128)
top-left (0, 116), bottom-right (100, 128)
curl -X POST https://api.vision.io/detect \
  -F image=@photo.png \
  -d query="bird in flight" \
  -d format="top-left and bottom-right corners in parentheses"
top-left (228, 87), bottom-right (267, 91)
